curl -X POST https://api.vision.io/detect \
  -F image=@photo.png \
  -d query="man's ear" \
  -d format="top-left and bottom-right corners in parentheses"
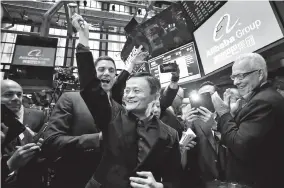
top-left (259, 70), bottom-right (265, 82)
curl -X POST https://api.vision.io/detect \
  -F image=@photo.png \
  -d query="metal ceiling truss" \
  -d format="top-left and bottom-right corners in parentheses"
top-left (2, 1), bottom-right (145, 36)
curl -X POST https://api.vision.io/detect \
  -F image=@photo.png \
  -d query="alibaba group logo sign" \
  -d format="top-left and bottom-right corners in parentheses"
top-left (213, 13), bottom-right (239, 42)
top-left (28, 49), bottom-right (42, 57)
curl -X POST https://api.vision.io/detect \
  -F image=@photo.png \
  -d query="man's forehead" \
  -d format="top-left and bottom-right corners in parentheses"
top-left (96, 60), bottom-right (115, 68)
top-left (1, 81), bottom-right (22, 94)
top-left (2, 85), bottom-right (22, 94)
top-left (199, 85), bottom-right (215, 94)
top-left (232, 60), bottom-right (251, 73)
top-left (126, 77), bottom-right (149, 88)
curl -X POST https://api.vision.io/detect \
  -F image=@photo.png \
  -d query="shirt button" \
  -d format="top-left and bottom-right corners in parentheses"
top-left (214, 160), bottom-right (218, 163)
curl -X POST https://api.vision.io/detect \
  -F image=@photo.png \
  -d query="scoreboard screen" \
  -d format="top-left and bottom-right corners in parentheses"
top-left (148, 42), bottom-right (201, 87)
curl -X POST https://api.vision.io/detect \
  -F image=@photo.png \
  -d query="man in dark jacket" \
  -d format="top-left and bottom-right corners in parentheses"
top-left (44, 12), bottom-right (182, 188)
top-left (1, 79), bottom-right (45, 188)
top-left (71, 13), bottom-right (181, 188)
top-left (212, 53), bottom-right (284, 188)
top-left (78, 61), bottom-right (181, 188)
top-left (181, 82), bottom-right (227, 188)
top-left (42, 48), bottom-right (144, 188)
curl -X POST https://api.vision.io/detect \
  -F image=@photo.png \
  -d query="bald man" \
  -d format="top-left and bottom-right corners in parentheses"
top-left (212, 53), bottom-right (284, 188)
top-left (1, 80), bottom-right (46, 188)
top-left (1, 79), bottom-right (45, 132)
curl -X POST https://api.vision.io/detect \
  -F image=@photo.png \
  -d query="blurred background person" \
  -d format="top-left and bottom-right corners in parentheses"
top-left (167, 86), bottom-right (184, 116)
top-left (180, 81), bottom-right (227, 188)
top-left (272, 76), bottom-right (284, 97)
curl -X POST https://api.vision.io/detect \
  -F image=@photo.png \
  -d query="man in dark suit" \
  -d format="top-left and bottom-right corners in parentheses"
top-left (78, 69), bottom-right (181, 188)
top-left (1, 80), bottom-right (45, 133)
top-left (212, 53), bottom-right (284, 188)
top-left (42, 13), bottom-right (157, 188)
top-left (1, 79), bottom-right (45, 188)
top-left (23, 107), bottom-right (46, 132)
top-left (181, 82), bottom-right (226, 188)
top-left (73, 19), bottom-right (181, 186)
top-left (42, 90), bottom-right (103, 188)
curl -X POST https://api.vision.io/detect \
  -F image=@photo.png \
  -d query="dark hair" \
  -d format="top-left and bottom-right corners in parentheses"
top-left (199, 81), bottom-right (225, 98)
top-left (128, 72), bottom-right (161, 94)
top-left (199, 81), bottom-right (216, 90)
top-left (94, 56), bottom-right (116, 70)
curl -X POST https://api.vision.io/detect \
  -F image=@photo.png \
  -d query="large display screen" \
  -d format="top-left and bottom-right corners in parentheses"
top-left (12, 45), bottom-right (56, 67)
top-left (194, 1), bottom-right (284, 75)
top-left (130, 3), bottom-right (193, 58)
top-left (148, 42), bottom-right (201, 88)
top-left (180, 0), bottom-right (226, 29)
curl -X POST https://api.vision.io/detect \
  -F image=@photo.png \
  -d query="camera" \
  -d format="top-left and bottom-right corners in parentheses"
top-left (189, 91), bottom-right (215, 113)
top-left (159, 62), bottom-right (178, 73)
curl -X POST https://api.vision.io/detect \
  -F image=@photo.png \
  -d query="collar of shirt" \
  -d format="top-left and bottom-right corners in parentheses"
top-left (127, 112), bottom-right (158, 130)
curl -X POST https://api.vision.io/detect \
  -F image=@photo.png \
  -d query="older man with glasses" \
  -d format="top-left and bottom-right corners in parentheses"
top-left (211, 53), bottom-right (284, 188)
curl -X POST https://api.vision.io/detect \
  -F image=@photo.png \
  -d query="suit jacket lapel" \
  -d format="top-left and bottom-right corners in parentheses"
top-left (195, 120), bottom-right (217, 154)
top-left (121, 113), bottom-right (137, 148)
top-left (23, 108), bottom-right (29, 127)
top-left (119, 110), bottom-right (138, 170)
top-left (234, 90), bottom-right (258, 122)
top-left (133, 120), bottom-right (169, 172)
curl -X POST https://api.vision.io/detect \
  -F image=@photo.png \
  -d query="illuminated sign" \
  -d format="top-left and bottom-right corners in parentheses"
top-left (27, 49), bottom-right (42, 57)
top-left (148, 42), bottom-right (201, 87)
top-left (12, 45), bottom-right (56, 67)
top-left (194, 1), bottom-right (284, 75)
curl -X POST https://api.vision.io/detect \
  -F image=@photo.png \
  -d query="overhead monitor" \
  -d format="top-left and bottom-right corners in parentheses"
top-left (180, 0), bottom-right (226, 29)
top-left (193, 0), bottom-right (284, 75)
top-left (148, 42), bottom-right (201, 88)
top-left (130, 3), bottom-right (194, 58)
top-left (12, 35), bottom-right (58, 67)
top-left (12, 45), bottom-right (56, 67)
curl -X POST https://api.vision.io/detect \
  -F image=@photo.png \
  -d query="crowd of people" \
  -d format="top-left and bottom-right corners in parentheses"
top-left (1, 14), bottom-right (284, 188)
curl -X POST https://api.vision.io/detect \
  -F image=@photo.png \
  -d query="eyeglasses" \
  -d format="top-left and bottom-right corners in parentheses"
top-left (230, 70), bottom-right (260, 81)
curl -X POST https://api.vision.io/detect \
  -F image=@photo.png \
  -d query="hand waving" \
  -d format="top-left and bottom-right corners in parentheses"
top-left (212, 92), bottom-right (230, 117)
top-left (71, 13), bottom-right (89, 33)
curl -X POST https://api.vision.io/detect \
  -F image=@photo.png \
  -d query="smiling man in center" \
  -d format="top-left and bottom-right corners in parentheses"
top-left (78, 63), bottom-right (181, 188)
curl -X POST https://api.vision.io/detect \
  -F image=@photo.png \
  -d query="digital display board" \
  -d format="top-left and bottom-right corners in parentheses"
top-left (130, 3), bottom-right (193, 58)
top-left (193, 0), bottom-right (284, 75)
top-left (180, 0), bottom-right (226, 29)
top-left (12, 45), bottom-right (56, 67)
top-left (148, 42), bottom-right (201, 87)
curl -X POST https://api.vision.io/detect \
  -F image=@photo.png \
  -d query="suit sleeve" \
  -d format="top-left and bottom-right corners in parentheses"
top-left (76, 49), bottom-right (112, 131)
top-left (162, 131), bottom-right (182, 188)
top-left (111, 70), bottom-right (130, 105)
top-left (219, 100), bottom-right (275, 161)
top-left (160, 87), bottom-right (179, 113)
top-left (42, 93), bottom-right (101, 157)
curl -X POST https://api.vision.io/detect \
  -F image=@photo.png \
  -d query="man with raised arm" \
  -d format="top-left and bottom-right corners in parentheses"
top-left (73, 15), bottom-right (181, 188)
